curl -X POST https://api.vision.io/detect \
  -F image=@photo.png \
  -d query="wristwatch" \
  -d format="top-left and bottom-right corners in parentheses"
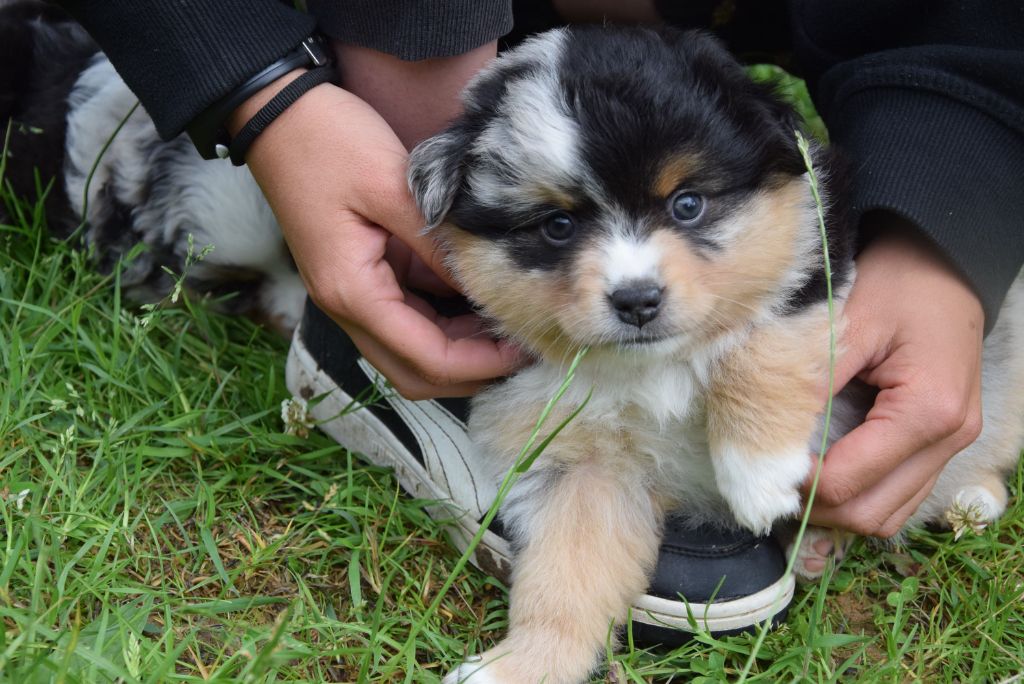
top-left (186, 35), bottom-right (332, 160)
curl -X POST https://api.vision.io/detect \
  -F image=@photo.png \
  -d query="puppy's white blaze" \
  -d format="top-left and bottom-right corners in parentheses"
top-left (506, 75), bottom-right (578, 174)
top-left (471, 33), bottom-right (582, 203)
top-left (460, 27), bottom-right (566, 105)
top-left (495, 27), bottom-right (566, 70)
top-left (712, 443), bottom-right (811, 535)
top-left (466, 168), bottom-right (542, 212)
top-left (474, 73), bottom-right (580, 192)
top-left (602, 235), bottom-right (663, 289)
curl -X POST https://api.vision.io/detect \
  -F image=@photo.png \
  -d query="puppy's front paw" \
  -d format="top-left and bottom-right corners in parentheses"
top-left (443, 642), bottom-right (592, 684)
top-left (443, 655), bottom-right (503, 684)
top-left (713, 444), bottom-right (811, 535)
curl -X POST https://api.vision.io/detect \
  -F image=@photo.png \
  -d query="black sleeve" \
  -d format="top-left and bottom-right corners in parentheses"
top-left (56, 1), bottom-right (316, 140)
top-left (56, 1), bottom-right (512, 141)
top-left (308, 0), bottom-right (513, 61)
top-left (789, 0), bottom-right (1024, 330)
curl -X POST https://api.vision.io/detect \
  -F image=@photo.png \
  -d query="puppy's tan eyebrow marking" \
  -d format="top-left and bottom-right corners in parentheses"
top-left (654, 154), bottom-right (702, 198)
top-left (529, 184), bottom-right (576, 209)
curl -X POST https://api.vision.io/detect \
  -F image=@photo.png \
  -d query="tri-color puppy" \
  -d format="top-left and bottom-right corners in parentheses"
top-left (1, 1), bottom-right (305, 333)
top-left (407, 26), bottom-right (1024, 684)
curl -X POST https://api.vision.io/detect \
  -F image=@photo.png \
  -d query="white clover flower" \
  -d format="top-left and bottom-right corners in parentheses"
top-left (281, 397), bottom-right (314, 438)
top-left (945, 499), bottom-right (990, 541)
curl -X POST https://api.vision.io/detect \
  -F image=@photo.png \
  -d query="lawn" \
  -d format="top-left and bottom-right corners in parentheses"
top-left (2, 84), bottom-right (1023, 682)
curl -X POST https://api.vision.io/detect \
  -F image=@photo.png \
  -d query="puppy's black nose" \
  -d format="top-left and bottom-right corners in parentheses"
top-left (609, 282), bottom-right (663, 328)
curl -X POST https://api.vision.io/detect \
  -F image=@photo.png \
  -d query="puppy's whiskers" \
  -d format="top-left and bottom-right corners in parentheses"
top-left (701, 292), bottom-right (766, 316)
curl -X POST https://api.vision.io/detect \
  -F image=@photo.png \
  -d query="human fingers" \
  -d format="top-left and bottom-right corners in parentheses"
top-left (343, 304), bottom-right (522, 399)
top-left (808, 361), bottom-right (982, 536)
top-left (877, 470), bottom-right (943, 537)
top-left (398, 288), bottom-right (495, 341)
top-left (334, 40), bottom-right (498, 287)
top-left (358, 296), bottom-right (522, 394)
top-left (808, 445), bottom-right (945, 537)
top-left (812, 337), bottom-right (982, 509)
top-left (243, 81), bottom-right (460, 292)
top-left (345, 326), bottom-right (490, 398)
top-left (350, 164), bottom-right (458, 289)
top-left (806, 222), bottom-right (985, 507)
top-left (304, 220), bottom-right (519, 396)
top-left (384, 237), bottom-right (459, 297)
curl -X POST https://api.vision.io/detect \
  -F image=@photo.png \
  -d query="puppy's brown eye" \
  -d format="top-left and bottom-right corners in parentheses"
top-left (671, 191), bottom-right (705, 223)
top-left (541, 212), bottom-right (576, 245)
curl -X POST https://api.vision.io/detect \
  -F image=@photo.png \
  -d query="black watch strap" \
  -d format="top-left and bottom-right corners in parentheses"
top-left (228, 66), bottom-right (334, 166)
top-left (186, 35), bottom-right (331, 160)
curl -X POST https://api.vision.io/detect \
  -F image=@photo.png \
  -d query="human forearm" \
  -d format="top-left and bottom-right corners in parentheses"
top-left (334, 41), bottom-right (497, 150)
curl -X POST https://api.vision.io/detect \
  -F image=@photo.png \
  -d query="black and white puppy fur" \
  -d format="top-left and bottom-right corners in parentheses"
top-left (5, 7), bottom-right (1023, 682)
top-left (406, 26), bottom-right (1024, 684)
top-left (1, 1), bottom-right (305, 332)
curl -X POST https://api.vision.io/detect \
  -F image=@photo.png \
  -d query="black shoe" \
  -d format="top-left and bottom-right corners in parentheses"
top-left (631, 517), bottom-right (791, 646)
top-left (286, 299), bottom-right (794, 640)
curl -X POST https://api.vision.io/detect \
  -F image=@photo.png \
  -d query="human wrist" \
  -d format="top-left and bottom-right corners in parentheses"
top-left (861, 212), bottom-right (982, 303)
top-left (227, 67), bottom-right (336, 165)
top-left (858, 211), bottom-right (984, 339)
top-left (334, 40), bottom-right (496, 149)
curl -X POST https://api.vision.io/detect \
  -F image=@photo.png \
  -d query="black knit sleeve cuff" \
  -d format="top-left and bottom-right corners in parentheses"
top-left (307, 0), bottom-right (513, 60)
top-left (824, 86), bottom-right (1024, 331)
top-left (58, 1), bottom-right (316, 140)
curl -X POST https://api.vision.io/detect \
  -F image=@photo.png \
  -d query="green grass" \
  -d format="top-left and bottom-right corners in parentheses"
top-left (3, 90), bottom-right (1023, 682)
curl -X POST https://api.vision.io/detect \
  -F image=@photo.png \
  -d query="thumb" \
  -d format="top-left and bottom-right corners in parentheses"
top-left (404, 224), bottom-right (459, 292)
top-left (375, 167), bottom-right (461, 291)
top-left (831, 307), bottom-right (887, 397)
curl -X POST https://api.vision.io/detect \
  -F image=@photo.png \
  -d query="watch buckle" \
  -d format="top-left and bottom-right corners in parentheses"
top-left (302, 37), bottom-right (329, 67)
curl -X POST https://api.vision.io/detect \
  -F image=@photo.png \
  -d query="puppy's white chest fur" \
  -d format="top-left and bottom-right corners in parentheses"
top-left (470, 352), bottom-right (732, 520)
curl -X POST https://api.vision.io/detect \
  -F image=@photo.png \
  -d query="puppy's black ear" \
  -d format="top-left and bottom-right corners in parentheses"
top-left (756, 83), bottom-right (805, 138)
top-left (751, 81), bottom-right (810, 173)
top-left (667, 29), bottom-right (806, 173)
top-left (407, 123), bottom-right (474, 230)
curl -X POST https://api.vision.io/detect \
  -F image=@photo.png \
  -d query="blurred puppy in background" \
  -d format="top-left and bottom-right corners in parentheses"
top-left (1, 1), bottom-right (305, 332)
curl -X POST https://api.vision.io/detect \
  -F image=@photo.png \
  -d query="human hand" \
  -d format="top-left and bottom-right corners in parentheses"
top-left (806, 218), bottom-right (984, 537)
top-left (235, 76), bottom-right (522, 399)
